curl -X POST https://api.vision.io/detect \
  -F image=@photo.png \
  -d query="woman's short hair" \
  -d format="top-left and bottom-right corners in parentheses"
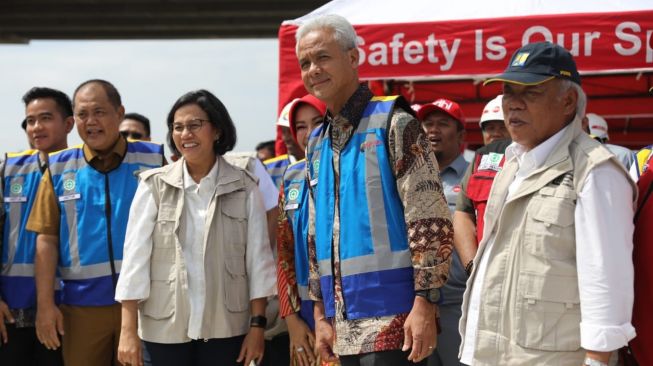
top-left (166, 89), bottom-right (237, 156)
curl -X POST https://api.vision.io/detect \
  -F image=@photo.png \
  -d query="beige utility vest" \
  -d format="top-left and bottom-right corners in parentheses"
top-left (458, 120), bottom-right (635, 365)
top-left (223, 151), bottom-right (288, 340)
top-left (137, 157), bottom-right (256, 343)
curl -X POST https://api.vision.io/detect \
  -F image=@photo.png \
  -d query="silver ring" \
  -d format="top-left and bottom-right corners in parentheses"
top-left (428, 346), bottom-right (434, 349)
top-left (296, 346), bottom-right (305, 353)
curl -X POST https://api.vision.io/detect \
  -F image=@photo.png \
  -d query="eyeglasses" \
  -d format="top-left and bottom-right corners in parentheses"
top-left (172, 119), bottom-right (208, 134)
top-left (120, 131), bottom-right (143, 140)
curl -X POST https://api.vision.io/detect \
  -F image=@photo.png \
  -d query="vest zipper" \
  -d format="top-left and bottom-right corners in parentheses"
top-left (104, 174), bottom-right (118, 289)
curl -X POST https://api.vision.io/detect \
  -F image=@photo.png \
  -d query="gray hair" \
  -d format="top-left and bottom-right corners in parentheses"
top-left (295, 14), bottom-right (357, 55)
top-left (559, 79), bottom-right (587, 120)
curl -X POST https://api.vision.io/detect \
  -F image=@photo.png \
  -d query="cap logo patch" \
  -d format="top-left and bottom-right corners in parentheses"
top-left (512, 52), bottom-right (530, 67)
top-left (433, 99), bottom-right (453, 111)
top-left (560, 70), bottom-right (571, 77)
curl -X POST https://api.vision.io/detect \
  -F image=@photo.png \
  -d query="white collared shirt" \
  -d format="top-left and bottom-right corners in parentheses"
top-left (116, 158), bottom-right (277, 340)
top-left (461, 124), bottom-right (635, 364)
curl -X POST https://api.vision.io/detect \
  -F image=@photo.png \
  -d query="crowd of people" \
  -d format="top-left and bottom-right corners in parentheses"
top-left (0, 13), bottom-right (651, 366)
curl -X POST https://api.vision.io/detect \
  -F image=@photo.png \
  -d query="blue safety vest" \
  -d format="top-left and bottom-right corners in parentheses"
top-left (282, 159), bottom-right (314, 329)
top-left (48, 141), bottom-right (164, 306)
top-left (264, 154), bottom-right (291, 188)
top-left (1, 150), bottom-right (56, 309)
top-left (306, 96), bottom-right (414, 320)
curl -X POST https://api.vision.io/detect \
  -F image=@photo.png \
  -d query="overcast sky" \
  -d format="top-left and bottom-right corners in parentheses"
top-left (0, 39), bottom-right (281, 156)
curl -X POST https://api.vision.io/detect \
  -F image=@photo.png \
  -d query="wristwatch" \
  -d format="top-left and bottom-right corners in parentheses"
top-left (250, 315), bottom-right (267, 328)
top-left (583, 357), bottom-right (608, 366)
top-left (415, 288), bottom-right (441, 304)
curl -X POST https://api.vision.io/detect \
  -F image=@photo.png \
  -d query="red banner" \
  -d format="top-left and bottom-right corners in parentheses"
top-left (353, 11), bottom-right (653, 78)
top-left (279, 10), bottom-right (653, 110)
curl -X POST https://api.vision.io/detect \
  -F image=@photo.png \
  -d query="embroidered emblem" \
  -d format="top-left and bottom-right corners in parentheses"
top-left (63, 178), bottom-right (75, 191)
top-left (288, 187), bottom-right (300, 201)
top-left (10, 183), bottom-right (22, 195)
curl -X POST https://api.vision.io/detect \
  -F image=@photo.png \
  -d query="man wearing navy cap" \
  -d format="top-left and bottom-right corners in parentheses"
top-left (458, 42), bottom-right (636, 366)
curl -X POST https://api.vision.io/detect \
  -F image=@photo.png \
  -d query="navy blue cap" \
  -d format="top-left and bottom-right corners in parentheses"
top-left (485, 41), bottom-right (580, 86)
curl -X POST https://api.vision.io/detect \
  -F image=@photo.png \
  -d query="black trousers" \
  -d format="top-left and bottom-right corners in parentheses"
top-left (259, 332), bottom-right (290, 366)
top-left (0, 324), bottom-right (63, 366)
top-left (340, 350), bottom-right (427, 366)
top-left (143, 335), bottom-right (246, 366)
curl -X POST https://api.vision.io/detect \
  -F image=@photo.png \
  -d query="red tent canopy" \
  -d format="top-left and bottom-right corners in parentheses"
top-left (277, 0), bottom-right (653, 151)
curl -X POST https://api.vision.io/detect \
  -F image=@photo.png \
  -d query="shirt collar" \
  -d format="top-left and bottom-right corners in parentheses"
top-left (82, 135), bottom-right (126, 162)
top-left (183, 157), bottom-right (219, 190)
top-left (506, 123), bottom-right (571, 174)
top-left (325, 84), bottom-right (373, 129)
top-left (442, 154), bottom-right (468, 176)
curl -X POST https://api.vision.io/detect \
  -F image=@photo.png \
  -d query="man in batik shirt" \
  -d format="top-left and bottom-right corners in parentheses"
top-left (296, 14), bottom-right (453, 366)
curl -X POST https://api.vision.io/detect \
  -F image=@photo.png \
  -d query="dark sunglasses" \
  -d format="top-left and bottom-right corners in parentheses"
top-left (120, 131), bottom-right (143, 140)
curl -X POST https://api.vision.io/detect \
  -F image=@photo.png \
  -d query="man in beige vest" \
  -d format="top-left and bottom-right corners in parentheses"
top-left (458, 42), bottom-right (636, 366)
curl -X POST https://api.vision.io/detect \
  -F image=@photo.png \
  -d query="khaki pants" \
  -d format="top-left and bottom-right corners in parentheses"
top-left (60, 303), bottom-right (121, 366)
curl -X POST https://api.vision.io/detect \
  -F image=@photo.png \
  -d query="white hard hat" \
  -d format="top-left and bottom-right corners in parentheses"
top-left (479, 95), bottom-right (504, 128)
top-left (276, 98), bottom-right (299, 127)
top-left (587, 113), bottom-right (609, 140)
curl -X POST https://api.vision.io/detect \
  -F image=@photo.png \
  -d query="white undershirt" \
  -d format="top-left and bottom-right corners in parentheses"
top-left (461, 125), bottom-right (636, 364)
top-left (180, 160), bottom-right (217, 337)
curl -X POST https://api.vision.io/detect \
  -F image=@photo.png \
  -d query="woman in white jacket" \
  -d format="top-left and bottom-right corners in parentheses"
top-left (115, 89), bottom-right (277, 366)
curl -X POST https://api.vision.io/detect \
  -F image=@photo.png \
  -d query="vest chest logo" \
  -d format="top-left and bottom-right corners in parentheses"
top-left (10, 183), bottom-right (22, 195)
top-left (478, 152), bottom-right (504, 172)
top-left (360, 139), bottom-right (382, 152)
top-left (63, 178), bottom-right (76, 191)
top-left (5, 178), bottom-right (27, 203)
top-left (285, 185), bottom-right (301, 210)
top-left (288, 187), bottom-right (300, 201)
top-left (310, 160), bottom-right (320, 187)
top-left (59, 174), bottom-right (80, 202)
